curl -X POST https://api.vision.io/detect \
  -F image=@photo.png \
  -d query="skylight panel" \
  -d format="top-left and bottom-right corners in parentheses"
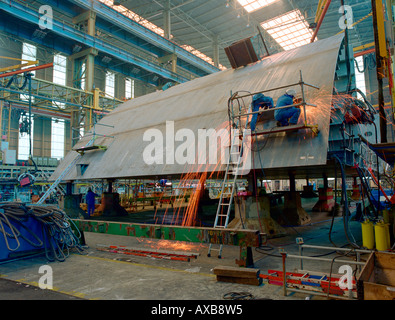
top-left (98, 0), bottom-right (226, 70)
top-left (237, 0), bottom-right (279, 13)
top-left (260, 9), bottom-right (313, 51)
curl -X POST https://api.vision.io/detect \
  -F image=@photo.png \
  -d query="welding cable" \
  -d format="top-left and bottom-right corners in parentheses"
top-left (255, 246), bottom-right (282, 258)
top-left (0, 76), bottom-right (14, 89)
top-left (223, 292), bottom-right (254, 300)
top-left (326, 248), bottom-right (357, 299)
top-left (328, 163), bottom-right (338, 248)
top-left (0, 74), bottom-right (29, 90)
top-left (1, 213), bottom-right (43, 249)
top-left (14, 74), bottom-right (29, 91)
top-left (333, 155), bottom-right (360, 249)
top-left (0, 204), bottom-right (44, 251)
top-left (0, 203), bottom-right (85, 262)
top-left (326, 254), bottom-right (344, 299)
top-left (356, 166), bottom-right (379, 216)
top-left (354, 54), bottom-right (376, 74)
top-left (257, 151), bottom-right (272, 193)
top-left (251, 139), bottom-right (265, 234)
top-left (0, 210), bottom-right (21, 251)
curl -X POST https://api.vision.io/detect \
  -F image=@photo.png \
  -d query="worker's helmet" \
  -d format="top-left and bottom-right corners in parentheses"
top-left (252, 93), bottom-right (265, 102)
top-left (286, 89), bottom-right (297, 97)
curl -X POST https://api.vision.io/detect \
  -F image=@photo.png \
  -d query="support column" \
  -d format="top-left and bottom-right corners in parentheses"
top-left (96, 179), bottom-right (128, 217)
top-left (313, 174), bottom-right (335, 212)
top-left (32, 116), bottom-right (51, 157)
top-left (164, 0), bottom-right (171, 40)
top-left (213, 35), bottom-right (220, 68)
top-left (158, 53), bottom-right (177, 74)
top-left (62, 181), bottom-right (85, 219)
top-left (281, 172), bottom-right (311, 226)
top-left (228, 194), bottom-right (286, 238)
top-left (371, 0), bottom-right (388, 142)
top-left (9, 107), bottom-right (19, 152)
top-left (351, 176), bottom-right (362, 200)
top-left (301, 175), bottom-right (317, 198)
top-left (247, 172), bottom-right (257, 196)
top-left (72, 11), bottom-right (98, 133)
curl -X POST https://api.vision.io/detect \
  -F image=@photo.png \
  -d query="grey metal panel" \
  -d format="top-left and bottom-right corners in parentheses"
top-left (51, 34), bottom-right (344, 182)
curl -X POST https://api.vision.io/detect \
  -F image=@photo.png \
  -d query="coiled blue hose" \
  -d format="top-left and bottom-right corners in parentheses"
top-left (0, 202), bottom-right (86, 262)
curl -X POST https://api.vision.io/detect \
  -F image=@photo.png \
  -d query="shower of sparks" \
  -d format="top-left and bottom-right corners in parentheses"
top-left (136, 238), bottom-right (203, 252)
top-left (151, 120), bottom-right (232, 228)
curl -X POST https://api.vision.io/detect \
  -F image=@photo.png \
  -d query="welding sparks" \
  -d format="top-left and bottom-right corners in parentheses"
top-left (136, 238), bottom-right (203, 252)
top-left (151, 121), bottom-right (234, 228)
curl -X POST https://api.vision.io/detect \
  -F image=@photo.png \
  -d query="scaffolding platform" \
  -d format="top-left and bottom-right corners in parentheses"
top-left (74, 145), bottom-right (107, 155)
top-left (230, 71), bottom-right (320, 140)
top-left (251, 123), bottom-right (319, 137)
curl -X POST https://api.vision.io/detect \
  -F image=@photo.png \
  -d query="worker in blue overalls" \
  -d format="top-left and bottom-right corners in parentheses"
top-left (249, 93), bottom-right (274, 131)
top-left (275, 89), bottom-right (300, 127)
top-left (86, 188), bottom-right (98, 218)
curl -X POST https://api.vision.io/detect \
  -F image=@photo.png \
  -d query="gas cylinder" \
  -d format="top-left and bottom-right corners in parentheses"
top-left (374, 221), bottom-right (390, 251)
top-left (361, 219), bottom-right (374, 249)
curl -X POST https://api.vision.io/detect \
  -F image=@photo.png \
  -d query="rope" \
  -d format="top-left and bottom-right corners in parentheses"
top-left (0, 202), bottom-right (85, 262)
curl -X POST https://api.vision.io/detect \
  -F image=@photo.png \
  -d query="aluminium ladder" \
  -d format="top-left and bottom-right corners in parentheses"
top-left (207, 102), bottom-right (251, 258)
top-left (37, 137), bottom-right (95, 205)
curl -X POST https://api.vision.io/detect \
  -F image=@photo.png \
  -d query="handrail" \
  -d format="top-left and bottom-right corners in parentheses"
top-left (229, 71), bottom-right (320, 130)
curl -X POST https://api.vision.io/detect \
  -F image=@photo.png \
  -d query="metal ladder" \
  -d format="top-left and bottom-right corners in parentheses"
top-left (207, 102), bottom-right (251, 258)
top-left (37, 137), bottom-right (95, 204)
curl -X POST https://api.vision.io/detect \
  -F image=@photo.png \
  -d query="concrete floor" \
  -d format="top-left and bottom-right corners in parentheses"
top-left (0, 197), bottom-right (369, 302)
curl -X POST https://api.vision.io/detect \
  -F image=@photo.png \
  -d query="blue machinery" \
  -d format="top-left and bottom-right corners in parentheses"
top-left (0, 203), bottom-right (85, 262)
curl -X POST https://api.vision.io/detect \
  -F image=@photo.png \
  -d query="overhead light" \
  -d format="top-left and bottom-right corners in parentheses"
top-left (260, 9), bottom-right (313, 51)
top-left (102, 56), bottom-right (112, 63)
top-left (73, 44), bottom-right (82, 53)
top-left (237, 0), bottom-right (280, 13)
top-left (32, 29), bottom-right (47, 40)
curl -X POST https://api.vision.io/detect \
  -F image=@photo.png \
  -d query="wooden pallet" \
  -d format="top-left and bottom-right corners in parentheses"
top-left (213, 266), bottom-right (262, 286)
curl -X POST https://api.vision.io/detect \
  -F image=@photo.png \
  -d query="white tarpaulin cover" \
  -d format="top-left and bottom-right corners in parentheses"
top-left (51, 34), bottom-right (344, 181)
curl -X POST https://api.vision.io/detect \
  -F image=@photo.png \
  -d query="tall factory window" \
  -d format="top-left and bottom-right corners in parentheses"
top-left (53, 54), bottom-right (67, 109)
top-left (355, 56), bottom-right (367, 99)
top-left (237, 0), bottom-right (278, 13)
top-left (21, 43), bottom-right (37, 102)
top-left (53, 54), bottom-right (67, 86)
top-left (260, 9), bottom-right (313, 51)
top-left (125, 78), bottom-right (134, 99)
top-left (80, 63), bottom-right (86, 90)
top-left (18, 117), bottom-right (34, 161)
top-left (51, 119), bottom-right (65, 160)
top-left (21, 43), bottom-right (37, 75)
top-left (80, 124), bottom-right (85, 140)
top-left (105, 71), bottom-right (115, 98)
